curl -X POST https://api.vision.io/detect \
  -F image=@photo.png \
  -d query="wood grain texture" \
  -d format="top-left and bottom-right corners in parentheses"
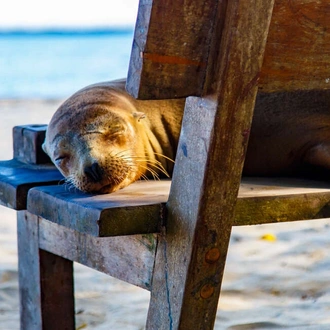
top-left (127, 0), bottom-right (330, 98)
top-left (26, 177), bottom-right (330, 237)
top-left (146, 0), bottom-right (275, 328)
top-left (237, 177), bottom-right (330, 225)
top-left (38, 217), bottom-right (157, 290)
top-left (260, 0), bottom-right (330, 91)
top-left (0, 159), bottom-right (63, 210)
top-left (27, 181), bottom-right (169, 236)
top-left (39, 249), bottom-right (75, 330)
top-left (17, 211), bottom-right (42, 330)
top-left (17, 211), bottom-right (75, 330)
top-left (13, 125), bottom-right (51, 165)
top-left (126, 0), bottom-right (217, 99)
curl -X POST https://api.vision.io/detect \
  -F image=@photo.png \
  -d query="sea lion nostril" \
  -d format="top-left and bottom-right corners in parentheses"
top-left (84, 162), bottom-right (103, 182)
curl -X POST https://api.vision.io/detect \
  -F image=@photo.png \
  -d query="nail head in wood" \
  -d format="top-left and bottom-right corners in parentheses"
top-left (200, 284), bottom-right (215, 299)
top-left (205, 248), bottom-right (221, 264)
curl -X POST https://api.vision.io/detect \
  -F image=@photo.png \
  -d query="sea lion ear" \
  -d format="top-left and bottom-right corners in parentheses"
top-left (133, 112), bottom-right (146, 122)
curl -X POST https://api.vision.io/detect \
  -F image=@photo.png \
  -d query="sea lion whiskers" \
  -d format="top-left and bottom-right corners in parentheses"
top-left (114, 154), bottom-right (161, 180)
top-left (137, 163), bottom-right (161, 181)
top-left (153, 152), bottom-right (175, 164)
top-left (64, 174), bottom-right (79, 192)
top-left (110, 149), bottom-right (161, 178)
top-left (119, 149), bottom-right (173, 172)
top-left (137, 158), bottom-right (170, 178)
top-left (120, 154), bottom-right (170, 179)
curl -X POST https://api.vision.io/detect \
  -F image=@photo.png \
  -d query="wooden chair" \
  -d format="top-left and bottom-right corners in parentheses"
top-left (1, 0), bottom-right (330, 329)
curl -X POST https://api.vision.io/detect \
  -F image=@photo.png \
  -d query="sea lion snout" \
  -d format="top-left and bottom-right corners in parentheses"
top-left (84, 162), bottom-right (103, 182)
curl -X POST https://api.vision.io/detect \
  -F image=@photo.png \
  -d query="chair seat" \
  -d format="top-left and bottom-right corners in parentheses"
top-left (26, 177), bottom-right (330, 237)
top-left (0, 159), bottom-right (63, 210)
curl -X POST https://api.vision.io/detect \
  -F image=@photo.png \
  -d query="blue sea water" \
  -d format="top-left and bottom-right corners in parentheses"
top-left (0, 29), bottom-right (134, 99)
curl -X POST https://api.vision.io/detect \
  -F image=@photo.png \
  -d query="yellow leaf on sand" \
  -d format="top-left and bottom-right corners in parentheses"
top-left (261, 233), bottom-right (277, 242)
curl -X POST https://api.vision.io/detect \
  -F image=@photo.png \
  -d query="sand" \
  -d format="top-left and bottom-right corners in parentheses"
top-left (1, 99), bottom-right (330, 330)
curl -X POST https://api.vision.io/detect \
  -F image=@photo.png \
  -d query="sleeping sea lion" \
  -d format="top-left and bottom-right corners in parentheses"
top-left (42, 79), bottom-right (185, 193)
top-left (43, 80), bottom-right (330, 193)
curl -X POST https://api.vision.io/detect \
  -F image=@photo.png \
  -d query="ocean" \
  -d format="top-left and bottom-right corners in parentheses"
top-left (0, 29), bottom-right (134, 99)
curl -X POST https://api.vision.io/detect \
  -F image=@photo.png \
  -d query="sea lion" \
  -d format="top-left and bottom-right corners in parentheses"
top-left (42, 79), bottom-right (185, 193)
top-left (245, 89), bottom-right (330, 180)
top-left (43, 79), bottom-right (330, 194)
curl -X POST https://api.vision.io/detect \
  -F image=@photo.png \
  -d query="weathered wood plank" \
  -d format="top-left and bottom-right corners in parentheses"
top-left (38, 217), bottom-right (157, 290)
top-left (126, 0), bottom-right (218, 99)
top-left (17, 211), bottom-right (42, 330)
top-left (26, 178), bottom-right (330, 237)
top-left (39, 249), bottom-right (75, 330)
top-left (237, 177), bottom-right (330, 225)
top-left (146, 0), bottom-right (275, 329)
top-left (0, 125), bottom-right (63, 210)
top-left (27, 180), bottom-right (169, 236)
top-left (0, 159), bottom-right (63, 210)
top-left (260, 0), bottom-right (330, 92)
top-left (17, 211), bottom-right (75, 330)
top-left (13, 125), bottom-right (51, 165)
top-left (127, 0), bottom-right (330, 99)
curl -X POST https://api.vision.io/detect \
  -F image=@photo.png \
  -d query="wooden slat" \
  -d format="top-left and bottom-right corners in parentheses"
top-left (27, 181), bottom-right (170, 236)
top-left (126, 0), bottom-right (218, 99)
top-left (0, 159), bottom-right (63, 210)
top-left (259, 0), bottom-right (330, 92)
top-left (26, 178), bottom-right (330, 237)
top-left (38, 217), bottom-right (157, 290)
top-left (237, 177), bottom-right (330, 225)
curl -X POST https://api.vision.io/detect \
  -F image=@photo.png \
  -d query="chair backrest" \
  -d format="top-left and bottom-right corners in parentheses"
top-left (126, 0), bottom-right (330, 100)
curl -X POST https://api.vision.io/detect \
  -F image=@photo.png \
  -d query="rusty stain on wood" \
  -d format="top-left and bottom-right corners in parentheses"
top-left (142, 52), bottom-right (206, 67)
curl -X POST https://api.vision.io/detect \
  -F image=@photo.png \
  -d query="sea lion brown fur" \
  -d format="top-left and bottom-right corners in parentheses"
top-left (43, 80), bottom-right (330, 194)
top-left (245, 90), bottom-right (330, 179)
top-left (43, 79), bottom-right (185, 193)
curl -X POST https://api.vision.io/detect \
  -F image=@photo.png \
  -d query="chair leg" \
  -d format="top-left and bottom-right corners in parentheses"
top-left (146, 231), bottom-right (231, 330)
top-left (17, 211), bottom-right (75, 330)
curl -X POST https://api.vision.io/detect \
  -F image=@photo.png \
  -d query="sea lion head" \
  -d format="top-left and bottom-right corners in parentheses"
top-left (43, 81), bottom-right (153, 193)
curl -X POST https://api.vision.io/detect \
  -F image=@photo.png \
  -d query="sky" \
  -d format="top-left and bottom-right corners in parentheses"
top-left (0, 0), bottom-right (139, 28)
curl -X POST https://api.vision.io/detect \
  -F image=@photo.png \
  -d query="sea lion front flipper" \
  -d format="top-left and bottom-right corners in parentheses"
top-left (303, 143), bottom-right (330, 176)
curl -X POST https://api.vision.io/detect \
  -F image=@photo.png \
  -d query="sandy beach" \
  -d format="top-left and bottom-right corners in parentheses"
top-left (1, 99), bottom-right (330, 330)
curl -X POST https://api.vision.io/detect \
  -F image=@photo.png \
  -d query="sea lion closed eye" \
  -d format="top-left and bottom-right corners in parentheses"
top-left (43, 79), bottom-right (330, 194)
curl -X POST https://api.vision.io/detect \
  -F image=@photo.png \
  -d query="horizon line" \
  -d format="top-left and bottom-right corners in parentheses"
top-left (0, 26), bottom-right (135, 36)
